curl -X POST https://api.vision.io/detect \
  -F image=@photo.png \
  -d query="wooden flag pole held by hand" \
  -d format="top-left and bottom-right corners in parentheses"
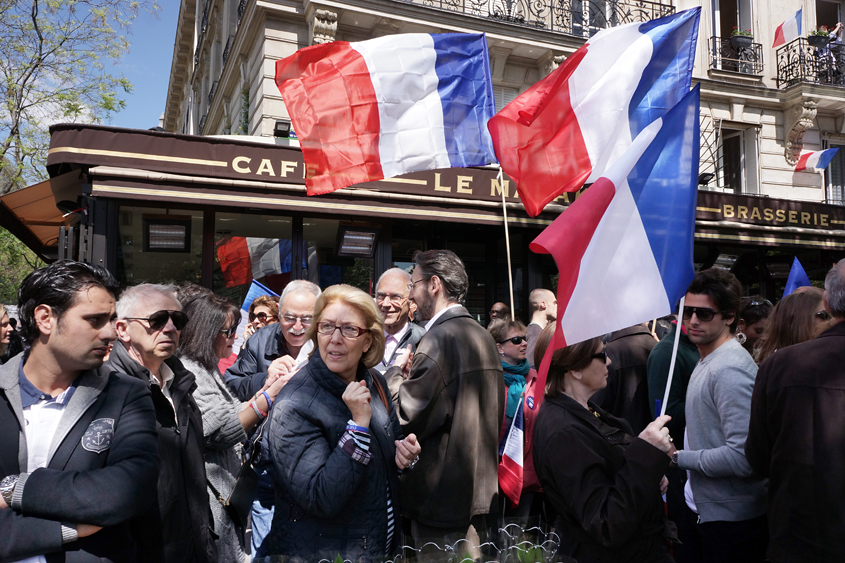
top-left (660, 296), bottom-right (685, 417)
top-left (499, 166), bottom-right (515, 316)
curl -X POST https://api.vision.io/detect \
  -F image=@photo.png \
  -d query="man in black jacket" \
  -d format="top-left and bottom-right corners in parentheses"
top-left (0, 260), bottom-right (159, 563)
top-left (373, 268), bottom-right (425, 374)
top-left (108, 283), bottom-right (216, 563)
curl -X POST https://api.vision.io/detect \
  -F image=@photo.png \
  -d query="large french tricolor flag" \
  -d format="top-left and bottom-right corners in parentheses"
top-left (499, 398), bottom-right (525, 507)
top-left (795, 148), bottom-right (839, 172)
top-left (533, 85), bottom-right (699, 355)
top-left (488, 8), bottom-right (700, 217)
top-left (773, 9), bottom-right (802, 48)
top-left (275, 33), bottom-right (497, 196)
top-left (216, 237), bottom-right (295, 288)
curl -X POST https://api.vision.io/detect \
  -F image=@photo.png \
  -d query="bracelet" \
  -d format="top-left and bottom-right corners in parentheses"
top-left (407, 457), bottom-right (419, 470)
top-left (251, 402), bottom-right (268, 419)
top-left (346, 420), bottom-right (368, 433)
top-left (261, 391), bottom-right (273, 410)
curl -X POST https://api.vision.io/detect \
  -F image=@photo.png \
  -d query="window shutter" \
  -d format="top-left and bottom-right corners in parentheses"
top-left (743, 128), bottom-right (759, 194)
top-left (493, 86), bottom-right (518, 112)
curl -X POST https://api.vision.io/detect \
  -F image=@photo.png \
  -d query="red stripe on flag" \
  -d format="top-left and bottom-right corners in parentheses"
top-left (772, 26), bottom-right (786, 48)
top-left (794, 152), bottom-right (812, 171)
top-left (487, 46), bottom-right (592, 217)
top-left (529, 177), bottom-right (617, 411)
top-left (275, 42), bottom-right (384, 195)
top-left (499, 455), bottom-right (523, 507)
top-left (216, 237), bottom-right (252, 288)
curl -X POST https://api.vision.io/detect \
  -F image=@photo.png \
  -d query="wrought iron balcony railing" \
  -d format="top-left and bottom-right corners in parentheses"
top-left (709, 36), bottom-right (763, 75)
top-left (399, 0), bottom-right (674, 38)
top-left (238, 0), bottom-right (248, 21)
top-left (776, 37), bottom-right (845, 88)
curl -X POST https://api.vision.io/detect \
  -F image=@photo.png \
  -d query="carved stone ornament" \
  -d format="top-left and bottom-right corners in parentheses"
top-left (545, 54), bottom-right (565, 75)
top-left (784, 99), bottom-right (818, 166)
top-left (309, 9), bottom-right (338, 45)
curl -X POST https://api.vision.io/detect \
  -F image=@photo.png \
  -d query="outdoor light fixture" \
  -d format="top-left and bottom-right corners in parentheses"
top-left (274, 120), bottom-right (292, 138)
top-left (336, 226), bottom-right (380, 258)
top-left (698, 173), bottom-right (715, 186)
top-left (142, 215), bottom-right (192, 252)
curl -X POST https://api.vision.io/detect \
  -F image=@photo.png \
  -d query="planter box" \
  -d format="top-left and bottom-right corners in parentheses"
top-left (808, 35), bottom-right (830, 49)
top-left (730, 35), bottom-right (754, 49)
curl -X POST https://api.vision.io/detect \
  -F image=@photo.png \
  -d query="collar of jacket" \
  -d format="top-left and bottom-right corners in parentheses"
top-left (108, 341), bottom-right (197, 399)
top-left (609, 324), bottom-right (654, 341)
top-left (545, 391), bottom-right (629, 438)
top-left (817, 319), bottom-right (845, 339)
top-left (265, 322), bottom-right (290, 358)
top-left (425, 305), bottom-right (471, 332)
top-left (308, 350), bottom-right (372, 398)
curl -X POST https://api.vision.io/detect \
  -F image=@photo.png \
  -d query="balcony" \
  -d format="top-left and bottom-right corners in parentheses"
top-left (398, 0), bottom-right (674, 38)
top-left (777, 37), bottom-right (845, 88)
top-left (709, 36), bottom-right (763, 76)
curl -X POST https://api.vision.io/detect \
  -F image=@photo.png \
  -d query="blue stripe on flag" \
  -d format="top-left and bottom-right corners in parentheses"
top-left (626, 85), bottom-right (700, 305)
top-left (817, 148), bottom-right (839, 171)
top-left (628, 8), bottom-right (700, 138)
top-left (431, 33), bottom-right (498, 167)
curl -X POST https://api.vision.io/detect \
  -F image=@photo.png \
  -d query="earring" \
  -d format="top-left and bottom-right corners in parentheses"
top-left (501, 352), bottom-right (505, 357)
top-left (735, 331), bottom-right (747, 345)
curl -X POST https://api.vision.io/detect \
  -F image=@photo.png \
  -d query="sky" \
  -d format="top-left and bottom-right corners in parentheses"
top-left (106, 2), bottom-right (181, 130)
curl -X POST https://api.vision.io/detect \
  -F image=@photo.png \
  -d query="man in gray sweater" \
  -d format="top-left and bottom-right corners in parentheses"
top-left (669, 269), bottom-right (767, 563)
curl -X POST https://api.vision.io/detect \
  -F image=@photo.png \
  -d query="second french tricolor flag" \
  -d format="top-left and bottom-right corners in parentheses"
top-left (795, 148), bottom-right (839, 172)
top-left (275, 33), bottom-right (497, 195)
top-left (773, 9), bottom-right (802, 48)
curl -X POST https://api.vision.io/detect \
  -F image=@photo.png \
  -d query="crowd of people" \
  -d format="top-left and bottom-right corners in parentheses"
top-left (1, 252), bottom-right (844, 563)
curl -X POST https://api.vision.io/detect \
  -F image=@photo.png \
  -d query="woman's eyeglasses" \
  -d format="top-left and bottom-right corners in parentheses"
top-left (125, 310), bottom-right (188, 331)
top-left (316, 322), bottom-right (368, 339)
top-left (498, 336), bottom-right (527, 345)
top-left (816, 310), bottom-right (832, 321)
top-left (682, 306), bottom-right (719, 323)
top-left (592, 350), bottom-right (608, 364)
top-left (219, 325), bottom-right (238, 338)
top-left (249, 312), bottom-right (277, 323)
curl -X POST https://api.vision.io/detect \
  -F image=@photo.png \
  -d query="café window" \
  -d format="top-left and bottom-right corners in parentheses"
top-left (827, 143), bottom-right (845, 205)
top-left (304, 218), bottom-right (376, 293)
top-left (213, 211), bottom-right (293, 301)
top-left (116, 206), bottom-right (203, 286)
top-left (718, 127), bottom-right (759, 194)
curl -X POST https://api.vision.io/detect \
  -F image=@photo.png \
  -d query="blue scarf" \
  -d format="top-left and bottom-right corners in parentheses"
top-left (502, 359), bottom-right (530, 419)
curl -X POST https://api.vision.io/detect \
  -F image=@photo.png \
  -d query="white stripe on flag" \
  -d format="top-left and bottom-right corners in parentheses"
top-left (503, 427), bottom-right (523, 465)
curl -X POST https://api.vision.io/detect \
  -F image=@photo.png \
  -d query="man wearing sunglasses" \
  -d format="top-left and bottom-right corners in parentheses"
top-left (670, 269), bottom-right (767, 563)
top-left (108, 284), bottom-right (215, 563)
top-left (0, 261), bottom-right (159, 563)
top-left (372, 268), bottom-right (425, 374)
top-left (746, 260), bottom-right (845, 562)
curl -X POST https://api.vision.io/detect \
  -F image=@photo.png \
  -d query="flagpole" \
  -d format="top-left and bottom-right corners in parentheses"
top-left (498, 166), bottom-right (515, 317)
top-left (659, 296), bottom-right (685, 418)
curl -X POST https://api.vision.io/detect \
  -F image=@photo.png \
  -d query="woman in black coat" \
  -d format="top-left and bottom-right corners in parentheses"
top-left (261, 284), bottom-right (421, 561)
top-left (532, 325), bottom-right (676, 563)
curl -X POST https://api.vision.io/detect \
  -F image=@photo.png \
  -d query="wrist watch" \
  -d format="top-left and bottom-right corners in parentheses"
top-left (1, 474), bottom-right (19, 505)
top-left (671, 450), bottom-right (681, 466)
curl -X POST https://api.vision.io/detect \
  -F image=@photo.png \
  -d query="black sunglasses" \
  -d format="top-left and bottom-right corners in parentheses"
top-left (249, 311), bottom-right (276, 323)
top-left (125, 310), bottom-right (188, 331)
top-left (219, 325), bottom-right (238, 338)
top-left (749, 299), bottom-right (773, 307)
top-left (682, 306), bottom-right (719, 323)
top-left (816, 310), bottom-right (832, 321)
top-left (592, 350), bottom-right (608, 364)
top-left (498, 335), bottom-right (527, 345)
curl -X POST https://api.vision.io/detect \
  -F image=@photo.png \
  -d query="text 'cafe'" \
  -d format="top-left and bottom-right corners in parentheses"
top-left (1, 124), bottom-right (844, 322)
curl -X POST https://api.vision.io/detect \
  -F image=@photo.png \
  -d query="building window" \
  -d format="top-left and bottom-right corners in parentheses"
top-left (827, 143), bottom-right (845, 204)
top-left (494, 86), bottom-right (518, 112)
top-left (717, 127), bottom-right (759, 194)
top-left (816, 0), bottom-right (842, 30)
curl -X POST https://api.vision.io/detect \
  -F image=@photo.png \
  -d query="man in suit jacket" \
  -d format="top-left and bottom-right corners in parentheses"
top-left (372, 267), bottom-right (425, 374)
top-left (746, 259), bottom-right (845, 563)
top-left (0, 260), bottom-right (159, 563)
top-left (387, 250), bottom-right (504, 558)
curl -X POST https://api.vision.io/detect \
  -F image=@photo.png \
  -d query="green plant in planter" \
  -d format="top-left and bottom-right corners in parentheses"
top-left (731, 26), bottom-right (753, 37)
top-left (810, 26), bottom-right (831, 36)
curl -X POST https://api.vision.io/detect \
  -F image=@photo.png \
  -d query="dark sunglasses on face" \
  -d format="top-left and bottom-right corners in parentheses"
top-left (219, 325), bottom-right (238, 338)
top-left (592, 350), bottom-right (608, 364)
top-left (749, 299), bottom-right (773, 307)
top-left (682, 306), bottom-right (719, 323)
top-left (125, 310), bottom-right (188, 331)
top-left (498, 335), bottom-right (527, 345)
top-left (816, 310), bottom-right (832, 321)
top-left (249, 311), bottom-right (276, 323)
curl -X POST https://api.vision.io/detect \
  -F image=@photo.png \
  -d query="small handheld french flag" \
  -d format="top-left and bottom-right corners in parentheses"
top-left (795, 148), bottom-right (839, 172)
top-left (773, 9), bottom-right (802, 48)
top-left (499, 398), bottom-right (525, 507)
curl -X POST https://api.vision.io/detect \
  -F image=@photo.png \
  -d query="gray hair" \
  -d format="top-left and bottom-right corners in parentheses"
top-left (825, 259), bottom-right (845, 318)
top-left (413, 249), bottom-right (468, 303)
top-left (376, 268), bottom-right (412, 292)
top-left (280, 280), bottom-right (321, 309)
top-left (116, 284), bottom-right (179, 319)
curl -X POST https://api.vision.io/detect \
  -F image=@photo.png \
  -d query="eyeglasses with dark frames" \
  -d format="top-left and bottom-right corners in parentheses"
top-left (411, 277), bottom-right (430, 288)
top-left (124, 310), bottom-right (188, 331)
top-left (219, 325), bottom-right (238, 338)
top-left (316, 321), bottom-right (369, 339)
top-left (498, 335), bottom-right (527, 345)
top-left (682, 306), bottom-right (719, 323)
top-left (281, 314), bottom-right (313, 326)
top-left (375, 292), bottom-right (408, 305)
top-left (249, 311), bottom-right (277, 323)
top-left (749, 299), bottom-right (773, 307)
